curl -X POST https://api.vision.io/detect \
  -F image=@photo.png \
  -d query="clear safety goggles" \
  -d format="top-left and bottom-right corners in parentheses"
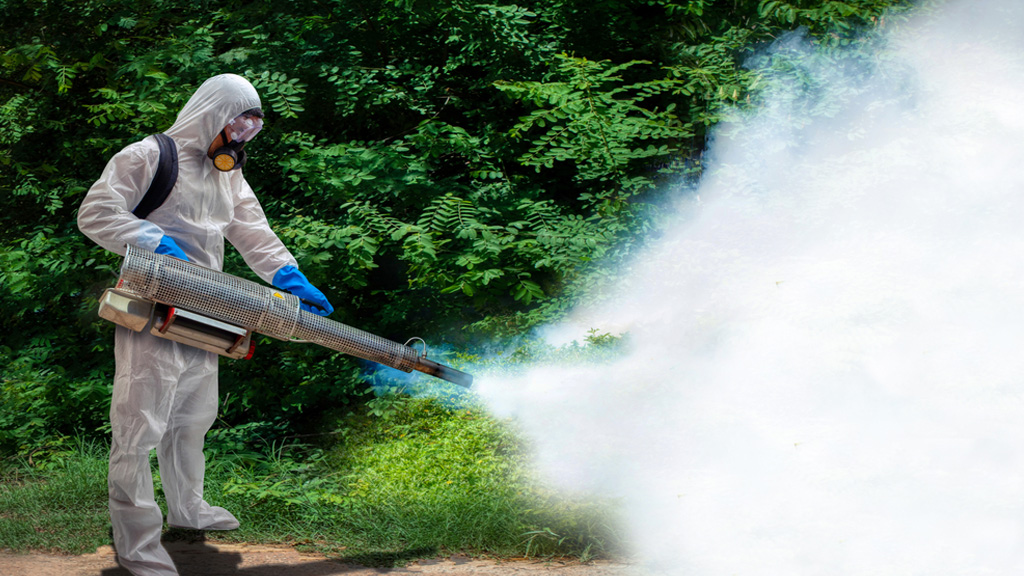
top-left (223, 113), bottom-right (263, 143)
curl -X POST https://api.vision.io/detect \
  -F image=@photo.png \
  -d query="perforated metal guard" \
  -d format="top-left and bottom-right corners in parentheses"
top-left (294, 313), bottom-right (419, 372)
top-left (119, 246), bottom-right (419, 372)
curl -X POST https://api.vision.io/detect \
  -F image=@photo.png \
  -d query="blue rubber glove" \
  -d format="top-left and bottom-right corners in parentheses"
top-left (273, 265), bottom-right (334, 316)
top-left (155, 236), bottom-right (189, 261)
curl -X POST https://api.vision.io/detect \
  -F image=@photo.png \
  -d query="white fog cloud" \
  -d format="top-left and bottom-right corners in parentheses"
top-left (476, 0), bottom-right (1024, 573)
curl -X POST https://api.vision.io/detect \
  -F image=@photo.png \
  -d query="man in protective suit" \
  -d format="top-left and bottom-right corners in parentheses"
top-left (78, 74), bottom-right (333, 576)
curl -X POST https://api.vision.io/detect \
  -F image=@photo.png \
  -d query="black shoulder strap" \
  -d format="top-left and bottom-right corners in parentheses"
top-left (132, 133), bottom-right (179, 220)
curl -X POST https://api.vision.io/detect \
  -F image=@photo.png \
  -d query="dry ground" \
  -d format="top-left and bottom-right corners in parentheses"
top-left (0, 542), bottom-right (647, 576)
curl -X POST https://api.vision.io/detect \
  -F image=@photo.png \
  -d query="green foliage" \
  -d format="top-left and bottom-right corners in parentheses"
top-left (758, 0), bottom-right (898, 39)
top-left (0, 0), bottom-right (913, 459)
top-left (245, 70), bottom-right (307, 118)
top-left (497, 55), bottom-right (692, 178)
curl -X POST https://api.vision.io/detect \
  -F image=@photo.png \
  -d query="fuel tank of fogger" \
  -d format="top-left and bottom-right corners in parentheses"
top-left (99, 245), bottom-right (472, 387)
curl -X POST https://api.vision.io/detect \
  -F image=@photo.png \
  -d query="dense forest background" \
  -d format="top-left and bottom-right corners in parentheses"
top-left (0, 0), bottom-right (910, 458)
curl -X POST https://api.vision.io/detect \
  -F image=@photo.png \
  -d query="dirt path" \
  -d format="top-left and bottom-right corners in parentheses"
top-left (0, 542), bottom-right (646, 576)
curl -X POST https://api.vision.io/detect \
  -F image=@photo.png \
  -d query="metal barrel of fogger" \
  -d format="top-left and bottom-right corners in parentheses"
top-left (117, 246), bottom-right (472, 387)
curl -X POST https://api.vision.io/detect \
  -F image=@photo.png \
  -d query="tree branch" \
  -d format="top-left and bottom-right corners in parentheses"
top-left (0, 77), bottom-right (36, 91)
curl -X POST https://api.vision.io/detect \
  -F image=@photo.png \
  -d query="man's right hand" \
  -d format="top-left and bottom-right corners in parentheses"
top-left (272, 265), bottom-right (334, 316)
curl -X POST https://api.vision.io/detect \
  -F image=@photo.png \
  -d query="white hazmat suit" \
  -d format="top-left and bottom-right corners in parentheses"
top-left (78, 74), bottom-right (303, 576)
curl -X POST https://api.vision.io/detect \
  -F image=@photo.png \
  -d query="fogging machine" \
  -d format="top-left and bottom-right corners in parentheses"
top-left (97, 245), bottom-right (473, 387)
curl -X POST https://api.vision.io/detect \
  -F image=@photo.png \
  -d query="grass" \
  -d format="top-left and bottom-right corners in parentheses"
top-left (0, 397), bottom-right (622, 565)
top-left (0, 438), bottom-right (110, 554)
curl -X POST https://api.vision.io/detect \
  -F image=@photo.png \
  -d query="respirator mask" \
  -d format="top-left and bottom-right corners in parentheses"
top-left (211, 111), bottom-right (263, 171)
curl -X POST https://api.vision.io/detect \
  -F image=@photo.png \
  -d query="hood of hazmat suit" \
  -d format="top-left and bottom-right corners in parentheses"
top-left (78, 73), bottom-right (297, 282)
top-left (77, 74), bottom-right (299, 576)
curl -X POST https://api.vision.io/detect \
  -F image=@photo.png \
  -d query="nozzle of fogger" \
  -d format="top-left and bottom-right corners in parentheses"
top-left (413, 357), bottom-right (473, 388)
